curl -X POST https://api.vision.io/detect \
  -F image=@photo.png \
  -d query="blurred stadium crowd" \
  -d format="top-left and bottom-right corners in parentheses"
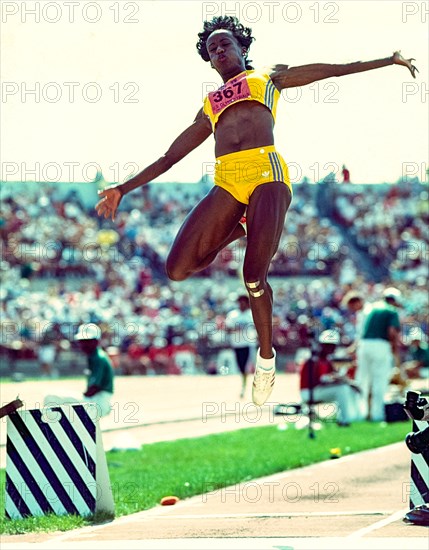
top-left (1, 178), bottom-right (427, 377)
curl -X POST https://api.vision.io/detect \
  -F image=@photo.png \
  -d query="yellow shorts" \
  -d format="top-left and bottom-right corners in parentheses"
top-left (214, 145), bottom-right (292, 205)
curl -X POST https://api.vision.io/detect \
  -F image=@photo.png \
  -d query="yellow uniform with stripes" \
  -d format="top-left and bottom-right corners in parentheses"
top-left (203, 69), bottom-right (292, 204)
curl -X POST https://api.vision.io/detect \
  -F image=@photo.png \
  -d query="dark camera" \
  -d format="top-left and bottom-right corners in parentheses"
top-left (403, 390), bottom-right (429, 422)
top-left (405, 426), bottom-right (429, 454)
top-left (403, 391), bottom-right (429, 455)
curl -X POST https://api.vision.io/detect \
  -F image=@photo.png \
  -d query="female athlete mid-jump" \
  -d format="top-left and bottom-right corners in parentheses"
top-left (96, 16), bottom-right (418, 406)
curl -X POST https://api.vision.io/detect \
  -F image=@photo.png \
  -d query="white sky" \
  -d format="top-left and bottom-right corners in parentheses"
top-left (1, 0), bottom-right (428, 184)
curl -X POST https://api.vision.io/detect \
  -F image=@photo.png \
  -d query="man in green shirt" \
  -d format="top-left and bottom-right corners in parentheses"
top-left (355, 287), bottom-right (401, 421)
top-left (44, 324), bottom-right (114, 418)
top-left (75, 324), bottom-right (114, 417)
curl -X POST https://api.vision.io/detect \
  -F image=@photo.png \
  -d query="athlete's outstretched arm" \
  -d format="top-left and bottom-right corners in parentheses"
top-left (95, 109), bottom-right (212, 221)
top-left (270, 51), bottom-right (418, 90)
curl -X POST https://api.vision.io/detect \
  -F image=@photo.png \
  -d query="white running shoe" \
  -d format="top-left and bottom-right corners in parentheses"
top-left (252, 349), bottom-right (276, 406)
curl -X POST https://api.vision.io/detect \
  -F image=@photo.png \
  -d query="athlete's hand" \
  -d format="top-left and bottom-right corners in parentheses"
top-left (95, 186), bottom-right (122, 221)
top-left (393, 51), bottom-right (419, 78)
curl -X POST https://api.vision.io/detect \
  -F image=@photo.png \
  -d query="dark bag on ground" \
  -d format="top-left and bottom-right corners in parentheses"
top-left (385, 401), bottom-right (408, 422)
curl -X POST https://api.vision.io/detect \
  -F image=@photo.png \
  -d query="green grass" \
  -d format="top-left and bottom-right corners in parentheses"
top-left (0, 420), bottom-right (410, 535)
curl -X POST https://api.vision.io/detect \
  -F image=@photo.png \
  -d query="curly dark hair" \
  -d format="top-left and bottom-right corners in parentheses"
top-left (196, 16), bottom-right (255, 70)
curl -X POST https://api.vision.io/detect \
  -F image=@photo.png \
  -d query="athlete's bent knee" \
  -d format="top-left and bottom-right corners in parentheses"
top-left (165, 260), bottom-right (188, 282)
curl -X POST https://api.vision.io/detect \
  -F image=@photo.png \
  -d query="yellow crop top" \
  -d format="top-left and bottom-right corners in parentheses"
top-left (203, 70), bottom-right (280, 131)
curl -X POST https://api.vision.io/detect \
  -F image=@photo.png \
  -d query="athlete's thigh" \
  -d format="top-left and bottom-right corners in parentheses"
top-left (169, 186), bottom-right (246, 260)
top-left (245, 182), bottom-right (292, 264)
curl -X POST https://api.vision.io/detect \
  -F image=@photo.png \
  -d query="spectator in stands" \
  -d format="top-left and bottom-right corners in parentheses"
top-left (402, 328), bottom-right (429, 380)
top-left (342, 165), bottom-right (350, 183)
top-left (355, 287), bottom-right (402, 422)
top-left (38, 324), bottom-right (60, 379)
top-left (300, 330), bottom-right (362, 426)
top-left (225, 294), bottom-right (257, 398)
top-left (342, 291), bottom-right (366, 339)
top-left (44, 324), bottom-right (114, 418)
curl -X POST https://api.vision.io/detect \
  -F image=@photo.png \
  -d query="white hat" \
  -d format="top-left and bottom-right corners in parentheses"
top-left (319, 329), bottom-right (340, 345)
top-left (74, 323), bottom-right (101, 341)
top-left (407, 328), bottom-right (426, 343)
top-left (382, 287), bottom-right (402, 305)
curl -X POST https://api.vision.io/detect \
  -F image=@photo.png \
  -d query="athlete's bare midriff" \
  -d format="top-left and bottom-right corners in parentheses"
top-left (213, 101), bottom-right (275, 157)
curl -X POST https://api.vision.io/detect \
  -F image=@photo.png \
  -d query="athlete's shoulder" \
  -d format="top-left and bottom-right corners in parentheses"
top-left (267, 64), bottom-right (290, 75)
top-left (266, 64), bottom-right (290, 88)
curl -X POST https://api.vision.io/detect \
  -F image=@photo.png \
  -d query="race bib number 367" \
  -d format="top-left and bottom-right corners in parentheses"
top-left (208, 74), bottom-right (251, 115)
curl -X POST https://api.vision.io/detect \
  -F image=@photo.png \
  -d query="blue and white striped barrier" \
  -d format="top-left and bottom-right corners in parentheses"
top-left (409, 419), bottom-right (429, 509)
top-left (5, 403), bottom-right (114, 519)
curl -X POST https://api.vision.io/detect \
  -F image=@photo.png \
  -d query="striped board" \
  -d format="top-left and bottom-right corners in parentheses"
top-left (409, 419), bottom-right (429, 509)
top-left (4, 403), bottom-right (114, 520)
